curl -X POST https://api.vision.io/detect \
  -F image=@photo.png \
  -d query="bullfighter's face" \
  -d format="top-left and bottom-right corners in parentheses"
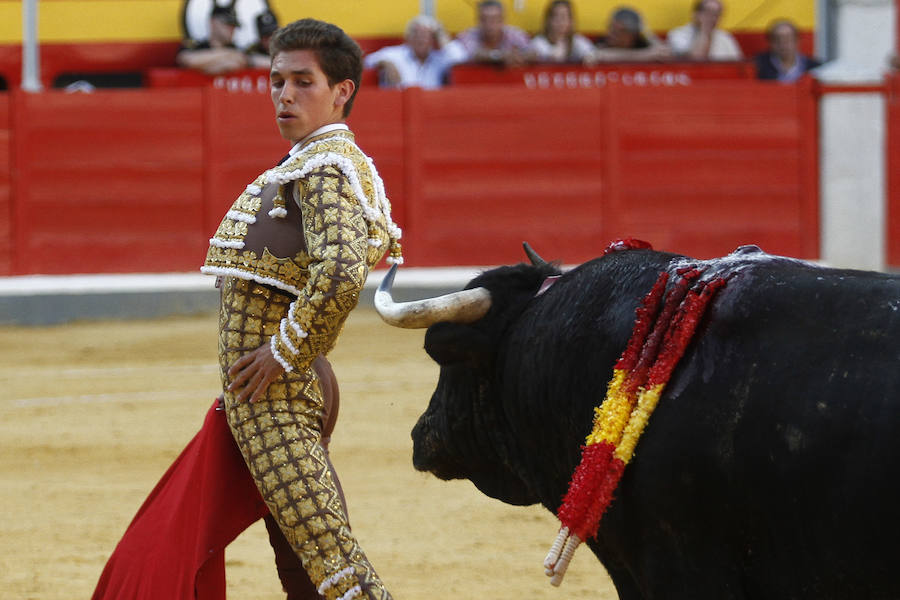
top-left (269, 49), bottom-right (354, 145)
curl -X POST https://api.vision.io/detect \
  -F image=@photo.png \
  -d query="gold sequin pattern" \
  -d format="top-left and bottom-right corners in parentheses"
top-left (218, 277), bottom-right (392, 600)
top-left (270, 166), bottom-right (373, 372)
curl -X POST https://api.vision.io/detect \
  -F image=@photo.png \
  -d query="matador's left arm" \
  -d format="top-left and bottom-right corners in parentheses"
top-left (269, 164), bottom-right (370, 373)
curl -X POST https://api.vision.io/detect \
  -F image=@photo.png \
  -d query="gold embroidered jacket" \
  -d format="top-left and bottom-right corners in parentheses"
top-left (201, 130), bottom-right (402, 372)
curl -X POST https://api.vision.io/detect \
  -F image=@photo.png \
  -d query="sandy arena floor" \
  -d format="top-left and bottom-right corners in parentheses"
top-left (0, 307), bottom-right (617, 599)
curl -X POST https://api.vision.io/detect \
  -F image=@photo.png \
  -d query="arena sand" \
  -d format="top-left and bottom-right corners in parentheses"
top-left (0, 308), bottom-right (616, 599)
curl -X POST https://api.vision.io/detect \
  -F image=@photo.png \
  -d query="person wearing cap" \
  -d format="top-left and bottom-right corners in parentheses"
top-left (593, 6), bottom-right (672, 62)
top-left (176, 4), bottom-right (251, 74)
top-left (246, 9), bottom-right (280, 69)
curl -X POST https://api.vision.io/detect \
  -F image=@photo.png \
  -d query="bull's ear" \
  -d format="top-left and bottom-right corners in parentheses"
top-left (424, 322), bottom-right (493, 366)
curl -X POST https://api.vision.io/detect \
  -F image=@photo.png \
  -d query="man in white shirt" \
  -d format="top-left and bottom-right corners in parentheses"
top-left (667, 0), bottom-right (743, 61)
top-left (363, 15), bottom-right (457, 89)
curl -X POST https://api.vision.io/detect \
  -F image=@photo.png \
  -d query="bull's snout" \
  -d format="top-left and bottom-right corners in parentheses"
top-left (411, 415), bottom-right (453, 478)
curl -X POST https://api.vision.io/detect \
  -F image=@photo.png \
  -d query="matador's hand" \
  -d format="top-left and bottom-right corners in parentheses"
top-left (227, 343), bottom-right (285, 403)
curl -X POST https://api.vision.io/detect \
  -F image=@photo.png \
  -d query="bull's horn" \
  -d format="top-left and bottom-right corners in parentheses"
top-left (523, 242), bottom-right (547, 266)
top-left (374, 264), bottom-right (492, 329)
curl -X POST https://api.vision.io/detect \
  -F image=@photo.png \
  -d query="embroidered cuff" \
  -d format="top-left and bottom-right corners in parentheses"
top-left (279, 320), bottom-right (300, 356)
top-left (318, 566), bottom-right (356, 596)
top-left (339, 585), bottom-right (362, 600)
top-left (269, 335), bottom-right (294, 373)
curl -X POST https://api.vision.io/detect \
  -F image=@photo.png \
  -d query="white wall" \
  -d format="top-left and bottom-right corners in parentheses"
top-left (816, 0), bottom-right (896, 271)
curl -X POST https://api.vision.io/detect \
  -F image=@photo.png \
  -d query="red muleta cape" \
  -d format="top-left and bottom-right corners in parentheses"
top-left (92, 399), bottom-right (267, 599)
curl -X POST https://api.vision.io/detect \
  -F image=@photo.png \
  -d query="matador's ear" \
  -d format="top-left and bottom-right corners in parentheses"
top-left (334, 79), bottom-right (356, 111)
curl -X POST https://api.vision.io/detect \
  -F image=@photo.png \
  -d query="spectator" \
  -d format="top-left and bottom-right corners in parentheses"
top-left (755, 19), bottom-right (821, 82)
top-left (453, 0), bottom-right (534, 67)
top-left (529, 0), bottom-right (597, 64)
top-left (594, 6), bottom-right (672, 62)
top-left (245, 9), bottom-right (279, 69)
top-left (363, 15), bottom-right (456, 89)
top-left (176, 5), bottom-right (250, 74)
top-left (667, 0), bottom-right (743, 61)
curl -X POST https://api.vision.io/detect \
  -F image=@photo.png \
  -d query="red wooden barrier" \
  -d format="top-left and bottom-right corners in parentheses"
top-left (888, 74), bottom-right (900, 268)
top-left (1, 80), bottom-right (821, 275)
top-left (10, 88), bottom-right (206, 274)
top-left (403, 85), bottom-right (608, 266)
top-left (399, 80), bottom-right (818, 266)
top-left (0, 94), bottom-right (10, 274)
top-left (604, 78), bottom-right (819, 260)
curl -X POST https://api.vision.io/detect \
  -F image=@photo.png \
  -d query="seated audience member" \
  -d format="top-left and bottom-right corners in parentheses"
top-left (667, 0), bottom-right (743, 61)
top-left (529, 0), bottom-right (597, 64)
top-left (755, 19), bottom-right (821, 82)
top-left (363, 15), bottom-right (456, 89)
top-left (245, 9), bottom-right (279, 69)
top-left (454, 0), bottom-right (534, 67)
top-left (594, 6), bottom-right (672, 62)
top-left (176, 5), bottom-right (249, 74)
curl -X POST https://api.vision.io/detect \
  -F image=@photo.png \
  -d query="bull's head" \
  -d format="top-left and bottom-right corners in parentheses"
top-left (376, 244), bottom-right (561, 505)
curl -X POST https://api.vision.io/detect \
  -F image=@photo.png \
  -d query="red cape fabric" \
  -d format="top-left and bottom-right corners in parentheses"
top-left (92, 400), bottom-right (268, 599)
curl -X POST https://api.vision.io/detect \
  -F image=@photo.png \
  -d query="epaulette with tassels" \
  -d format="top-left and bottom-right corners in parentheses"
top-left (263, 135), bottom-right (403, 265)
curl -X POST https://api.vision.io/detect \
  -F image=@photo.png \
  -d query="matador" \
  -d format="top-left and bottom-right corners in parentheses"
top-left (201, 18), bottom-right (402, 600)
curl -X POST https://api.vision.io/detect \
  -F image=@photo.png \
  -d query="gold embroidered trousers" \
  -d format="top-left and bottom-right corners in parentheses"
top-left (218, 276), bottom-right (392, 600)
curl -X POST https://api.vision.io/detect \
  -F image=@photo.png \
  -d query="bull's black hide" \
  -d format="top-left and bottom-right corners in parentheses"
top-left (413, 246), bottom-right (900, 599)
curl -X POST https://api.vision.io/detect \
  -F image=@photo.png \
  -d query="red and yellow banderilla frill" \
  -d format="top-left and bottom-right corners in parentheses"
top-left (544, 246), bottom-right (726, 586)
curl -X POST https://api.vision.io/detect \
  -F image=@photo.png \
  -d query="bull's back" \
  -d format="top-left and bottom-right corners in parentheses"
top-left (623, 260), bottom-right (900, 597)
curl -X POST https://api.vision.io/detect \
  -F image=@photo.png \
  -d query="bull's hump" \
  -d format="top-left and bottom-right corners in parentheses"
top-left (668, 245), bottom-right (819, 282)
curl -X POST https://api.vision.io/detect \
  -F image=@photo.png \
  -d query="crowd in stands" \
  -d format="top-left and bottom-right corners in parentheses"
top-left (173, 0), bottom-right (823, 89)
top-left (176, 4), bottom-right (279, 75)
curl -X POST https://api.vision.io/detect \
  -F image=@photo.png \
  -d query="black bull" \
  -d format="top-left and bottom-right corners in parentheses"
top-left (379, 246), bottom-right (900, 599)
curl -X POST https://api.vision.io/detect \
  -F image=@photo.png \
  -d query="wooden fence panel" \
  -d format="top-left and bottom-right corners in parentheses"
top-left (10, 88), bottom-right (204, 274)
top-left (2, 80), bottom-right (823, 274)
